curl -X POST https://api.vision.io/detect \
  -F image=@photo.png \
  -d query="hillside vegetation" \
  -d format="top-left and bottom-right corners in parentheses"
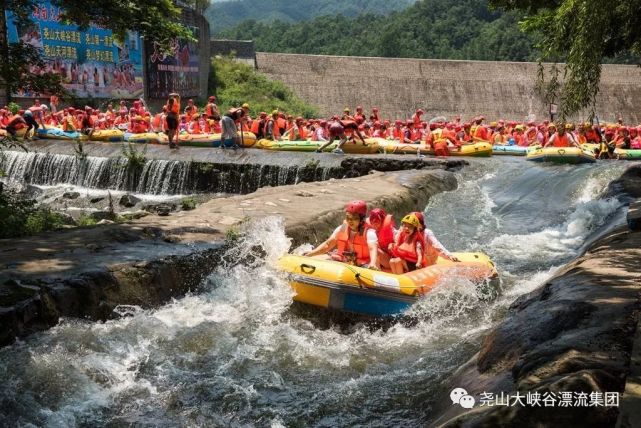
top-left (216, 0), bottom-right (538, 61)
top-left (206, 0), bottom-right (415, 33)
top-left (209, 56), bottom-right (318, 118)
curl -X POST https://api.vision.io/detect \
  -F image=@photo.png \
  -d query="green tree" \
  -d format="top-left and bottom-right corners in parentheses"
top-left (1, 0), bottom-right (195, 103)
top-left (490, 0), bottom-right (641, 118)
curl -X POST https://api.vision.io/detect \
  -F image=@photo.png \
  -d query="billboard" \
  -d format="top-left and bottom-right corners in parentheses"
top-left (5, 2), bottom-right (144, 98)
top-left (146, 27), bottom-right (200, 99)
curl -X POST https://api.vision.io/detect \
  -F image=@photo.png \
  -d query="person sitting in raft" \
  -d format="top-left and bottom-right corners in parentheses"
top-left (413, 212), bottom-right (459, 264)
top-left (388, 213), bottom-right (426, 274)
top-left (304, 200), bottom-right (380, 270)
top-left (366, 208), bottom-right (396, 271)
top-left (543, 123), bottom-right (580, 148)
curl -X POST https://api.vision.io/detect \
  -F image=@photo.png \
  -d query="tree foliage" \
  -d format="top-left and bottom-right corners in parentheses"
top-left (209, 56), bottom-right (319, 118)
top-left (206, 0), bottom-right (415, 34)
top-left (217, 0), bottom-right (538, 62)
top-left (490, 0), bottom-right (641, 118)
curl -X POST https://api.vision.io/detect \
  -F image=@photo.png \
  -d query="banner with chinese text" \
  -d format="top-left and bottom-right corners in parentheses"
top-left (5, 2), bottom-right (144, 98)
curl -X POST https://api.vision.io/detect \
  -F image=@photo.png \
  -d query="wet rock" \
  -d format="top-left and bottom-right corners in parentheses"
top-left (90, 211), bottom-right (115, 221)
top-left (119, 194), bottom-right (140, 208)
top-left (97, 219), bottom-right (115, 225)
top-left (144, 203), bottom-right (177, 216)
top-left (90, 196), bottom-right (105, 204)
top-left (120, 210), bottom-right (150, 221)
top-left (63, 191), bottom-right (80, 199)
top-left (295, 190), bottom-right (314, 197)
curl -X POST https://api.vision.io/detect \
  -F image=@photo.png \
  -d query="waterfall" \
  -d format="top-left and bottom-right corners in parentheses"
top-left (1, 151), bottom-right (191, 195)
top-left (1, 150), bottom-right (341, 195)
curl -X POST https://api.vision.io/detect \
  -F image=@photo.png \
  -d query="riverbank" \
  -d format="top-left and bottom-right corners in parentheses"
top-left (431, 165), bottom-right (641, 427)
top-left (0, 149), bottom-right (462, 346)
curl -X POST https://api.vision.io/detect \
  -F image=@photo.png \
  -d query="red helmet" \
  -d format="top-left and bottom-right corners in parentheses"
top-left (416, 109), bottom-right (424, 114)
top-left (373, 107), bottom-right (379, 112)
top-left (369, 208), bottom-right (386, 224)
top-left (356, 105), bottom-right (363, 111)
top-left (395, 119), bottom-right (402, 125)
top-left (345, 200), bottom-right (367, 216)
top-left (208, 96), bottom-right (216, 102)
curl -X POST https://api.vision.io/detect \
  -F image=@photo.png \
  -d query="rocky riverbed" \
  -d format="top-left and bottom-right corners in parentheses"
top-left (431, 165), bottom-right (641, 428)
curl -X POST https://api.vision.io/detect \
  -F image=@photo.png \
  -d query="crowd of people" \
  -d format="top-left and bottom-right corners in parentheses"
top-left (304, 200), bottom-right (459, 273)
top-left (1, 98), bottom-right (640, 158)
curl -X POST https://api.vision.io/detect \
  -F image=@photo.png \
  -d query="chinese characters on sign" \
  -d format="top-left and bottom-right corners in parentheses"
top-left (5, 1), bottom-right (144, 98)
top-left (451, 388), bottom-right (620, 409)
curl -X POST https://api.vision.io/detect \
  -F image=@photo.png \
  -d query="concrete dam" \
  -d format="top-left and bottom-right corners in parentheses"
top-left (255, 52), bottom-right (641, 123)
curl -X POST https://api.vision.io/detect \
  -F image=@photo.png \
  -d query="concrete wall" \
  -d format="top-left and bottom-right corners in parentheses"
top-left (211, 39), bottom-right (256, 68)
top-left (256, 52), bottom-right (641, 123)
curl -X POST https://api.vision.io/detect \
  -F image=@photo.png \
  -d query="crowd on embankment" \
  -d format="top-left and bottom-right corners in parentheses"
top-left (2, 97), bottom-right (640, 157)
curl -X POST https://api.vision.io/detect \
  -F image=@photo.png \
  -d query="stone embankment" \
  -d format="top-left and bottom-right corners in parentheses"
top-left (431, 165), bottom-right (641, 428)
top-left (0, 147), bottom-right (464, 347)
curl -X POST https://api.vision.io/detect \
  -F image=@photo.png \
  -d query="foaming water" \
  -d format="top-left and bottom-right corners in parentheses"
top-left (0, 158), bottom-right (632, 426)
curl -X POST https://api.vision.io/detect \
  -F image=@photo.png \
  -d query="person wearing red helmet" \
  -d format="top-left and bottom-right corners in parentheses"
top-left (205, 96), bottom-right (220, 120)
top-left (412, 109), bottom-right (424, 127)
top-left (304, 200), bottom-right (380, 269)
top-left (354, 106), bottom-right (365, 124)
top-left (366, 208), bottom-right (396, 270)
top-left (316, 118), bottom-right (367, 154)
top-left (371, 107), bottom-right (380, 122)
top-left (472, 115), bottom-right (489, 141)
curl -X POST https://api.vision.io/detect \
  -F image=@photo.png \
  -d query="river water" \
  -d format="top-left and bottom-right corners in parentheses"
top-left (0, 157), bottom-right (631, 427)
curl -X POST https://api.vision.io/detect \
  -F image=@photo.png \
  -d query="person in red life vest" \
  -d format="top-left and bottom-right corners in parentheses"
top-left (524, 121), bottom-right (538, 144)
top-left (371, 121), bottom-right (383, 138)
top-left (151, 107), bottom-right (166, 132)
top-left (0, 109), bottom-right (10, 128)
top-left (105, 103), bottom-right (115, 122)
top-left (295, 117), bottom-right (308, 140)
top-left (205, 96), bottom-right (220, 120)
top-left (276, 112), bottom-right (287, 135)
top-left (304, 200), bottom-right (380, 269)
top-left (284, 115), bottom-right (295, 139)
top-left (413, 212), bottom-right (459, 265)
top-left (544, 123), bottom-right (580, 148)
top-left (354, 106), bottom-right (365, 124)
top-left (401, 120), bottom-right (415, 144)
top-left (388, 213), bottom-right (426, 274)
top-left (585, 124), bottom-right (602, 144)
top-left (318, 118), bottom-right (367, 154)
top-left (188, 115), bottom-right (202, 134)
top-left (412, 109), bottom-right (424, 127)
top-left (628, 127), bottom-right (639, 149)
top-left (631, 127), bottom-right (641, 149)
top-left (251, 112), bottom-right (267, 139)
top-left (472, 115), bottom-right (489, 141)
top-left (130, 116), bottom-right (148, 134)
top-left (366, 208), bottom-right (396, 271)
top-left (5, 112), bottom-right (27, 136)
top-left (371, 107), bottom-right (380, 122)
top-left (617, 127), bottom-right (632, 149)
top-left (61, 109), bottom-right (77, 132)
top-left (453, 115), bottom-right (461, 125)
top-left (239, 103), bottom-right (252, 132)
top-left (165, 93), bottom-right (181, 149)
top-left (391, 120), bottom-right (403, 140)
top-left (264, 110), bottom-right (282, 141)
top-left (184, 98), bottom-right (197, 118)
top-left (114, 110), bottom-right (129, 130)
top-left (118, 100), bottom-right (128, 115)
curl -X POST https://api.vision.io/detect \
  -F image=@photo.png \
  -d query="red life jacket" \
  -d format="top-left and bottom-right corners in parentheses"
top-left (298, 125), bottom-right (307, 140)
top-left (366, 215), bottom-right (395, 253)
top-left (391, 230), bottom-right (427, 265)
top-left (552, 134), bottom-right (570, 147)
top-left (333, 222), bottom-right (371, 266)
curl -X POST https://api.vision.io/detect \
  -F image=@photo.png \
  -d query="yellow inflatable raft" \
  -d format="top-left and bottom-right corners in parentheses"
top-left (278, 253), bottom-right (497, 317)
top-left (526, 145), bottom-right (596, 164)
top-left (378, 140), bottom-right (492, 157)
top-left (90, 129), bottom-right (124, 142)
top-left (257, 138), bottom-right (379, 154)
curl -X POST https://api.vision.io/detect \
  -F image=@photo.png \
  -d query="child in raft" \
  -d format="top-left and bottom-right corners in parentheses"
top-left (388, 213), bottom-right (426, 274)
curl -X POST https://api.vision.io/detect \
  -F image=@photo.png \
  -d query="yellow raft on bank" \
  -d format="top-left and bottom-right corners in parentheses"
top-left (278, 252), bottom-right (497, 317)
top-left (378, 140), bottom-right (493, 157)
